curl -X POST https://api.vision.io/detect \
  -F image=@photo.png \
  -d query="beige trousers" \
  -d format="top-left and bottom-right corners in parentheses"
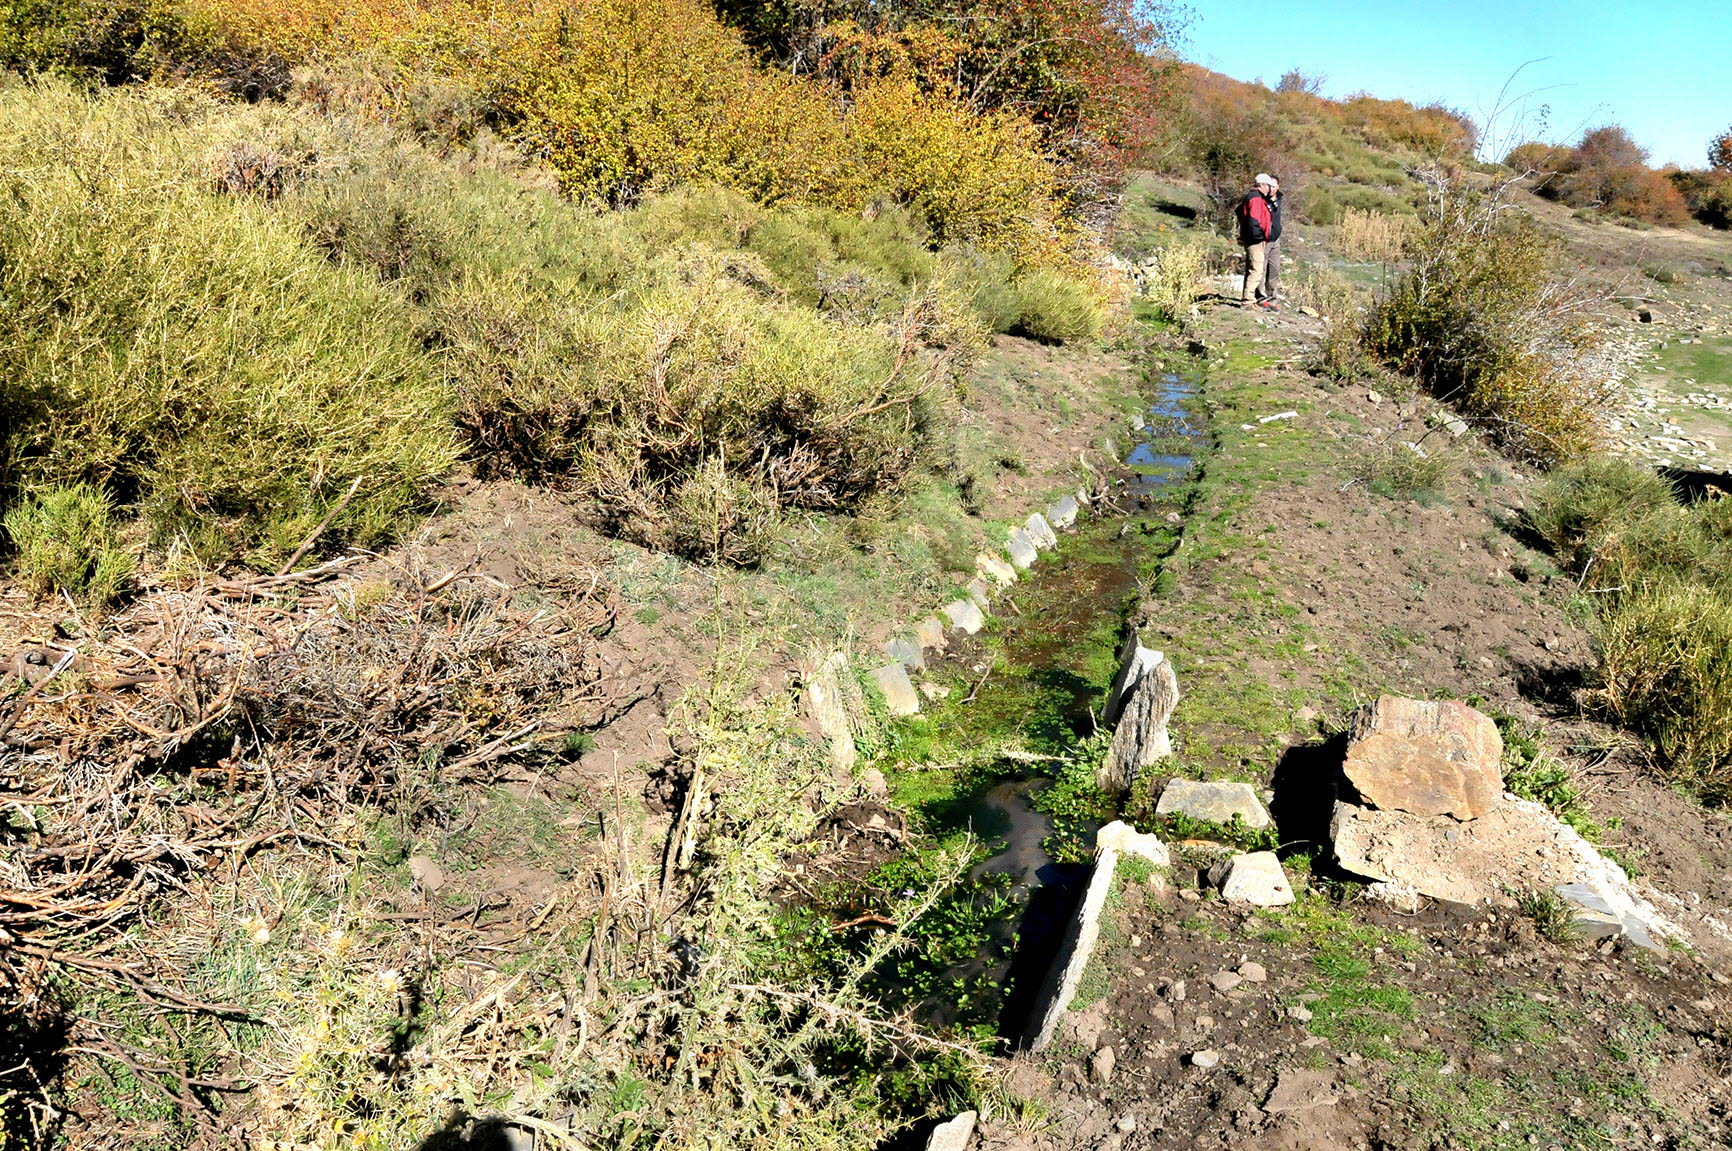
top-left (1241, 242), bottom-right (1269, 302)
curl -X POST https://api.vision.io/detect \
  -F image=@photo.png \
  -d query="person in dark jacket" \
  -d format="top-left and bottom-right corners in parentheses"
top-left (1262, 176), bottom-right (1284, 308)
top-left (1236, 173), bottom-right (1279, 308)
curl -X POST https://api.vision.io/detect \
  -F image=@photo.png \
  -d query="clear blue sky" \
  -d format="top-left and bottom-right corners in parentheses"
top-left (1179, 1), bottom-right (1727, 169)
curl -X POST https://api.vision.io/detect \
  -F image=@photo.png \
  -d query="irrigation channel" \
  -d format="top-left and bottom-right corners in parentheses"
top-left (879, 367), bottom-right (1210, 1072)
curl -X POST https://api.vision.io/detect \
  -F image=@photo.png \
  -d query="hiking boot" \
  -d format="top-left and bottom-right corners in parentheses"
top-left (1258, 300), bottom-right (1280, 312)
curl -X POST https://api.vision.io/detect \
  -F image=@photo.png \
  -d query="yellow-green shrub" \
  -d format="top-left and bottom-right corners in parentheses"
top-left (0, 84), bottom-right (459, 565)
top-left (1364, 184), bottom-right (1616, 465)
top-left (3, 483), bottom-right (134, 605)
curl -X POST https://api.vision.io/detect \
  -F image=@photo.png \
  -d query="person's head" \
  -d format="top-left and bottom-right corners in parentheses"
top-left (1253, 172), bottom-right (1276, 194)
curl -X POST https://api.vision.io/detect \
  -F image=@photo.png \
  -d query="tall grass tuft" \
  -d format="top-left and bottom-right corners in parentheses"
top-left (1594, 582), bottom-right (1732, 799)
top-left (3, 483), bottom-right (133, 606)
top-left (1528, 458), bottom-right (1732, 798)
top-left (1335, 207), bottom-right (1412, 263)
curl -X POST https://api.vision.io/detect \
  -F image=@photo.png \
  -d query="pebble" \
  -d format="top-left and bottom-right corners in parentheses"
top-left (1189, 1049), bottom-right (1220, 1069)
top-left (1237, 961), bottom-right (1268, 983)
top-left (1116, 1112), bottom-right (1138, 1134)
top-left (1090, 1045), bottom-right (1117, 1085)
top-left (1208, 970), bottom-right (1245, 993)
top-left (1288, 1004), bottom-right (1314, 1023)
top-left (1166, 980), bottom-right (1187, 1002)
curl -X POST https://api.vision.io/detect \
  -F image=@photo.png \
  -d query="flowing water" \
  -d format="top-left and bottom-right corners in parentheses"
top-left (962, 369), bottom-right (1207, 1044)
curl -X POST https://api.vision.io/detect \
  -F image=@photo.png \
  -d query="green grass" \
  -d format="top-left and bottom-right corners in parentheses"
top-left (1647, 335), bottom-right (1732, 392)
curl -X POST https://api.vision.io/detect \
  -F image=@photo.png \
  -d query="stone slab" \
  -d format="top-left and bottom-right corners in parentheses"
top-left (803, 651), bottom-right (861, 773)
top-left (1331, 796), bottom-right (1677, 949)
top-left (1100, 651), bottom-right (1178, 793)
top-left (1047, 494), bottom-right (1079, 529)
top-left (1104, 633), bottom-right (1165, 726)
top-left (1208, 851), bottom-right (1294, 906)
top-left (1025, 512), bottom-right (1058, 549)
top-left (871, 663), bottom-right (920, 717)
top-left (1028, 822), bottom-right (1170, 1050)
top-left (942, 598), bottom-right (986, 634)
top-left (914, 616), bottom-right (948, 651)
top-left (1155, 779), bottom-right (1271, 831)
top-left (884, 636), bottom-right (924, 672)
top-left (1006, 528), bottom-right (1039, 569)
top-left (966, 579), bottom-right (992, 609)
top-left (1343, 696), bottom-right (1503, 820)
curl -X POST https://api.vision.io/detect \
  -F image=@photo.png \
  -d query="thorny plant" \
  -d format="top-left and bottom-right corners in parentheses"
top-left (0, 547), bottom-right (621, 1145)
top-left (1, 572), bottom-right (997, 1148)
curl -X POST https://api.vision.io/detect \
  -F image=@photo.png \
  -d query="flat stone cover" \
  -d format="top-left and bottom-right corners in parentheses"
top-left (1331, 795), bottom-right (1676, 949)
top-left (1155, 779), bottom-right (1271, 830)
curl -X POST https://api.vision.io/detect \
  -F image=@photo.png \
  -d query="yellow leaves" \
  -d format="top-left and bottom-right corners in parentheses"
top-left (182, 0), bottom-right (1076, 264)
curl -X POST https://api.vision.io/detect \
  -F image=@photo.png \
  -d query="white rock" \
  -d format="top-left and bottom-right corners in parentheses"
top-left (976, 552), bottom-right (1018, 588)
top-left (1026, 512), bottom-right (1059, 549)
top-left (1096, 820), bottom-right (1171, 867)
top-left (924, 1110), bottom-right (977, 1151)
top-left (942, 599), bottom-right (986, 635)
top-left (1209, 852), bottom-right (1295, 906)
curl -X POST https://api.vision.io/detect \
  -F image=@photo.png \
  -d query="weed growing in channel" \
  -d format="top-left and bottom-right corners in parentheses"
top-left (1353, 440), bottom-right (1451, 501)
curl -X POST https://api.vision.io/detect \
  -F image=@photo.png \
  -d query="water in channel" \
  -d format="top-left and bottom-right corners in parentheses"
top-left (961, 369), bottom-right (1206, 1046)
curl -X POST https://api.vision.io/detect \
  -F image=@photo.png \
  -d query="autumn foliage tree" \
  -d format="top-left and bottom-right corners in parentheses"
top-left (1505, 125), bottom-right (1688, 226)
top-left (1711, 125), bottom-right (1732, 171)
top-left (713, 0), bottom-right (1182, 176)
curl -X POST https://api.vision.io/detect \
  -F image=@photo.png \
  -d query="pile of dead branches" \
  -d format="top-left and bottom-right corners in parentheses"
top-left (0, 550), bottom-right (622, 1125)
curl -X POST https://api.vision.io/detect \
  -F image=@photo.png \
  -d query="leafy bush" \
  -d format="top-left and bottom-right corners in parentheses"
top-left (1506, 126), bottom-right (1690, 227)
top-left (3, 483), bottom-right (133, 605)
top-left (1670, 169), bottom-right (1732, 229)
top-left (1363, 177), bottom-right (1620, 465)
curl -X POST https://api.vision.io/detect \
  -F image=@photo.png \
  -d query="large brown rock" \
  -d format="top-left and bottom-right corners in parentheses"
top-left (1342, 696), bottom-right (1503, 820)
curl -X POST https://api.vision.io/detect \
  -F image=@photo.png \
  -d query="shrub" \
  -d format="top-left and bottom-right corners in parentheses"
top-left (0, 85), bottom-right (460, 566)
top-left (1140, 239), bottom-right (1204, 324)
top-left (1004, 267), bottom-right (1104, 341)
top-left (3, 483), bottom-right (133, 605)
top-left (1670, 169), bottom-right (1732, 229)
top-left (1525, 457), bottom-right (1675, 573)
top-left (1363, 176), bottom-right (1620, 465)
top-left (1335, 207), bottom-right (1411, 262)
top-left (1594, 582), bottom-right (1732, 798)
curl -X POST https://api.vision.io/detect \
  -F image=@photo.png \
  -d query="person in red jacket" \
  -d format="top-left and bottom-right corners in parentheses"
top-left (1236, 173), bottom-right (1280, 309)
